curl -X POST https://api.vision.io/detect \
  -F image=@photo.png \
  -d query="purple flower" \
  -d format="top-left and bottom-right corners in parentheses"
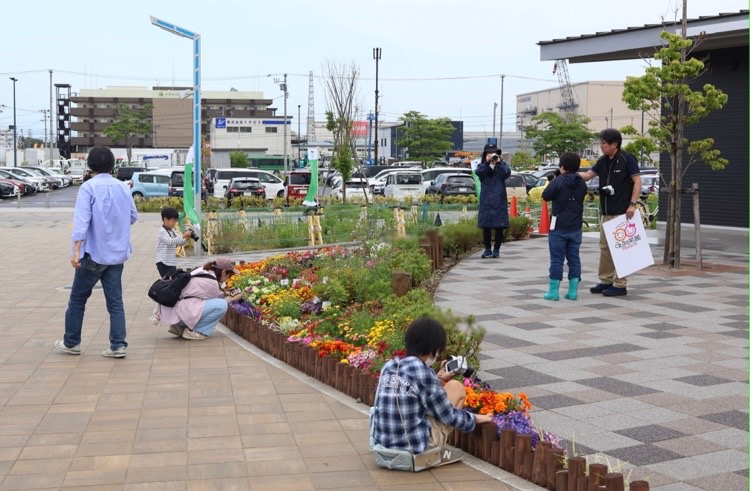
top-left (231, 302), bottom-right (262, 320)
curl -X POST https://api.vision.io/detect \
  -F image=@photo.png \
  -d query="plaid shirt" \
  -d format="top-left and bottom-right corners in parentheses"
top-left (372, 356), bottom-right (476, 454)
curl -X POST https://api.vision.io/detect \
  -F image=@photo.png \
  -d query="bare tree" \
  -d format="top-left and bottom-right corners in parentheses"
top-left (322, 60), bottom-right (368, 204)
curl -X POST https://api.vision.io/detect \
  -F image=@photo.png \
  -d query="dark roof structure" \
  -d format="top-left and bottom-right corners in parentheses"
top-left (538, 10), bottom-right (748, 63)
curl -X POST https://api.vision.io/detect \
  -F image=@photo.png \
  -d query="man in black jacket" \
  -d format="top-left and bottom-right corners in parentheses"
top-left (579, 129), bottom-right (641, 297)
top-left (542, 152), bottom-right (587, 301)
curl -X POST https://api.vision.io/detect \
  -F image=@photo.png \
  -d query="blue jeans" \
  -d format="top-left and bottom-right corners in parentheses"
top-left (548, 229), bottom-right (582, 281)
top-left (193, 298), bottom-right (228, 336)
top-left (64, 254), bottom-right (127, 349)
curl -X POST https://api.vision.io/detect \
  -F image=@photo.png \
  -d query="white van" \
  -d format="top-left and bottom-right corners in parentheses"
top-left (383, 171), bottom-right (423, 201)
top-left (213, 169), bottom-right (284, 199)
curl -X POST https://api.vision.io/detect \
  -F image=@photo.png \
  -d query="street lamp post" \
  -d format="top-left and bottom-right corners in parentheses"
top-left (366, 112), bottom-right (375, 164)
top-left (9, 77), bottom-right (17, 167)
top-left (150, 16), bottom-right (202, 254)
top-left (373, 48), bottom-right (381, 165)
top-left (492, 102), bottom-right (498, 140)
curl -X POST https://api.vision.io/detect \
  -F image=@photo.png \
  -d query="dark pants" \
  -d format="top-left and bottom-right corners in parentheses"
top-left (156, 262), bottom-right (177, 278)
top-left (64, 254), bottom-right (126, 350)
top-left (482, 228), bottom-right (505, 250)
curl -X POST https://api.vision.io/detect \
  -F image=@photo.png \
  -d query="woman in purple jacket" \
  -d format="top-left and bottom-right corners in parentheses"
top-left (160, 258), bottom-right (244, 340)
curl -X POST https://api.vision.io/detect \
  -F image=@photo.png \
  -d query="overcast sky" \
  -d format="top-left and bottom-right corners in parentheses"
top-left (0, 0), bottom-right (744, 138)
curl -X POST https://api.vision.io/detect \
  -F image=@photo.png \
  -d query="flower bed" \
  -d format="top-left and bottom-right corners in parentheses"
top-left (222, 245), bottom-right (648, 490)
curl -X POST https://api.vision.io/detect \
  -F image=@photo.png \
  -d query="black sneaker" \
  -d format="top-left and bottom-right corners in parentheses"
top-left (602, 286), bottom-right (627, 297)
top-left (589, 283), bottom-right (612, 294)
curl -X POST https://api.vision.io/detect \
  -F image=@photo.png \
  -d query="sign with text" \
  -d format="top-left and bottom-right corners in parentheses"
top-left (351, 121), bottom-right (368, 137)
top-left (602, 211), bottom-right (655, 278)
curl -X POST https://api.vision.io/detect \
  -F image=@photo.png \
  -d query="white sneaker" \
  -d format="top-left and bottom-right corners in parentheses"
top-left (54, 339), bottom-right (81, 355)
top-left (182, 329), bottom-right (208, 340)
top-left (102, 346), bottom-right (126, 358)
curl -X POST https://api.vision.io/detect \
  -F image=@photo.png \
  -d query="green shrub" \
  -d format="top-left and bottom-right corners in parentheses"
top-left (505, 216), bottom-right (533, 241)
top-left (441, 221), bottom-right (482, 259)
top-left (387, 246), bottom-right (432, 286)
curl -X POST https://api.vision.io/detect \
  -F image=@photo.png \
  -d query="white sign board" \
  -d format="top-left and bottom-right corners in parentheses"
top-left (308, 148), bottom-right (319, 161)
top-left (602, 211), bottom-right (655, 278)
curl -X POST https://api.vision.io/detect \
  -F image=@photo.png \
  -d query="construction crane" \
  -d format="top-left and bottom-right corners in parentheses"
top-left (552, 59), bottom-right (577, 114)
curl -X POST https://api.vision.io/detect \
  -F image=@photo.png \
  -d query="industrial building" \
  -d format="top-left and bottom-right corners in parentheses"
top-left (68, 86), bottom-right (288, 158)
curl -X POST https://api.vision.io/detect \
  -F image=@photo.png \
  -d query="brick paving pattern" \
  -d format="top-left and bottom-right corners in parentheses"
top-left (0, 210), bottom-right (521, 490)
top-left (435, 233), bottom-right (748, 490)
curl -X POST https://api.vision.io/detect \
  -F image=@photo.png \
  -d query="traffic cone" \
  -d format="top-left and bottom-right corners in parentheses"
top-left (538, 200), bottom-right (550, 234)
top-left (510, 196), bottom-right (518, 217)
top-left (524, 201), bottom-right (531, 218)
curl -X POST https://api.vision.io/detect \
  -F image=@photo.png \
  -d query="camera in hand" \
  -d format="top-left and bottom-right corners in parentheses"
top-left (444, 355), bottom-right (475, 378)
top-left (187, 227), bottom-right (200, 241)
top-left (600, 185), bottom-right (614, 196)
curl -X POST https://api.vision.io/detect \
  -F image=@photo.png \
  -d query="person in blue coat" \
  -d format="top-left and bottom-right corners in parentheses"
top-left (475, 144), bottom-right (511, 258)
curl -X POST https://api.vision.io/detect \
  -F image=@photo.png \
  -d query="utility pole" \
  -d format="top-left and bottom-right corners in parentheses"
top-left (10, 77), bottom-right (18, 167)
top-left (373, 47), bottom-right (382, 164)
top-left (492, 102), bottom-right (498, 140)
top-left (274, 74), bottom-right (289, 173)
top-left (41, 110), bottom-right (48, 151)
top-left (297, 104), bottom-right (301, 163)
top-left (49, 70), bottom-right (54, 163)
top-left (499, 74), bottom-right (505, 151)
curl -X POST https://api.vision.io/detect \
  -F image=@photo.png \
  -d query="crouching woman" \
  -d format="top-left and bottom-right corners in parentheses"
top-left (370, 317), bottom-right (493, 470)
top-left (160, 258), bottom-right (244, 340)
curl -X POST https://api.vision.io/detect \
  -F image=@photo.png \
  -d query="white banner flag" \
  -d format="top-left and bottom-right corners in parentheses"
top-left (602, 210), bottom-right (655, 278)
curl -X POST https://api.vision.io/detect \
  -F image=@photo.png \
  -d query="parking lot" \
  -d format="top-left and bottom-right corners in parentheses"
top-left (0, 182), bottom-right (79, 208)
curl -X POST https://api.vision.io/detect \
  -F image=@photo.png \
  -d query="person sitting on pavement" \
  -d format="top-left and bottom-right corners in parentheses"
top-left (371, 317), bottom-right (493, 467)
top-left (159, 258), bottom-right (244, 340)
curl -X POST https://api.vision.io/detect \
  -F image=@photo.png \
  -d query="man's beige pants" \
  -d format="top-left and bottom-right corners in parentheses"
top-left (599, 215), bottom-right (627, 288)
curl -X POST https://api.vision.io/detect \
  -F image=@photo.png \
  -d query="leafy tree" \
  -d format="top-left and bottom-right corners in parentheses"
top-left (622, 30), bottom-right (728, 268)
top-left (229, 151), bottom-right (249, 168)
top-left (619, 125), bottom-right (658, 165)
top-left (396, 111), bottom-right (454, 165)
top-left (523, 112), bottom-right (597, 158)
top-left (510, 150), bottom-right (539, 170)
top-left (103, 103), bottom-right (153, 164)
top-left (325, 111), bottom-right (354, 183)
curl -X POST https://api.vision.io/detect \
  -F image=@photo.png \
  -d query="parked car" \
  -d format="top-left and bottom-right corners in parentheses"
top-left (0, 181), bottom-right (20, 199)
top-left (640, 175), bottom-right (659, 196)
top-left (335, 178), bottom-right (371, 201)
top-left (421, 167), bottom-right (472, 194)
top-left (22, 167), bottom-right (63, 189)
top-left (224, 178), bottom-right (266, 201)
top-left (504, 174), bottom-right (529, 201)
top-left (517, 172), bottom-right (544, 193)
top-left (69, 168), bottom-right (86, 185)
top-left (116, 166), bottom-right (148, 182)
top-left (212, 168), bottom-right (284, 199)
top-left (426, 173), bottom-right (476, 201)
top-left (284, 171), bottom-right (312, 203)
top-left (0, 167), bottom-right (50, 192)
top-left (0, 173), bottom-right (30, 194)
top-left (129, 171), bottom-right (172, 200)
top-left (383, 171), bottom-right (423, 201)
top-left (26, 166), bottom-right (71, 187)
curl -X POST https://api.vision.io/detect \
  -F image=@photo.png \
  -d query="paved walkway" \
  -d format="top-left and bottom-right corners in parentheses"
top-left (435, 231), bottom-right (748, 490)
top-left (0, 209), bottom-right (523, 490)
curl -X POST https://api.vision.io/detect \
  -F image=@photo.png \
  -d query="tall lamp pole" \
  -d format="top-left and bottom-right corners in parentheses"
top-left (150, 16), bottom-right (202, 253)
top-left (373, 48), bottom-right (381, 165)
top-left (9, 77), bottom-right (17, 167)
top-left (49, 69), bottom-right (54, 163)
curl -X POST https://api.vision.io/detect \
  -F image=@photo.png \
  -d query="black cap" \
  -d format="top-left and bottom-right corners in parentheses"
top-left (483, 143), bottom-right (498, 154)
